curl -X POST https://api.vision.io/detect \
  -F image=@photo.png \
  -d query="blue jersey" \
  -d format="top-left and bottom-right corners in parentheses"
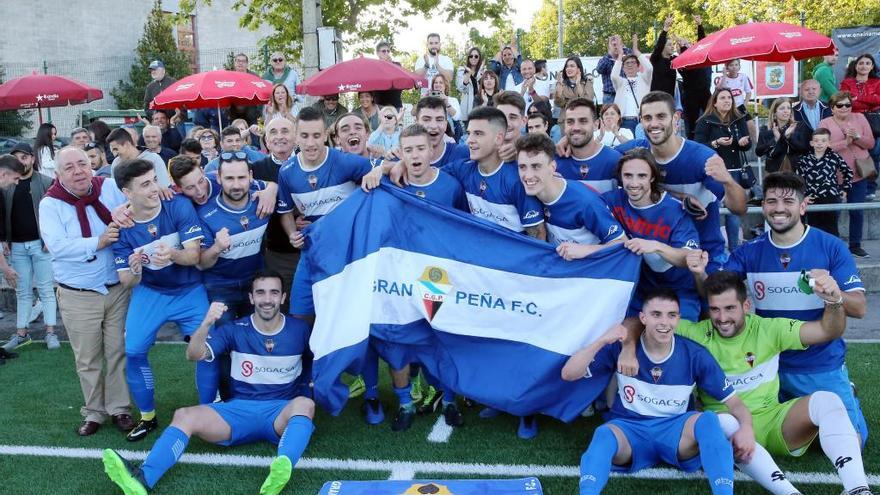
top-left (723, 226), bottom-right (865, 373)
top-left (206, 315), bottom-right (311, 401)
top-left (113, 195), bottom-right (204, 294)
top-left (198, 195), bottom-right (269, 288)
top-left (616, 139), bottom-right (727, 264)
top-left (603, 189), bottom-right (700, 293)
top-left (402, 169), bottom-right (469, 211)
top-left (445, 159), bottom-right (543, 232)
top-left (432, 142), bottom-right (470, 169)
top-left (543, 180), bottom-right (624, 246)
top-left (589, 336), bottom-right (734, 420)
top-left (276, 147), bottom-right (375, 221)
top-left (553, 145), bottom-right (622, 193)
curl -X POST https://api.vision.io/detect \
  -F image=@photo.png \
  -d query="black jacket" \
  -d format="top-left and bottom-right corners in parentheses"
top-left (756, 123), bottom-right (812, 173)
top-left (679, 25), bottom-right (712, 118)
top-left (650, 30), bottom-right (677, 96)
top-left (694, 113), bottom-right (751, 169)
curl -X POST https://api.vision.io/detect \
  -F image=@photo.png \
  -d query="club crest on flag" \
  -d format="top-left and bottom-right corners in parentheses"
top-left (403, 482), bottom-right (453, 495)
top-left (650, 366), bottom-right (663, 383)
top-left (240, 215), bottom-right (249, 230)
top-left (308, 174), bottom-right (318, 190)
top-left (416, 266), bottom-right (452, 322)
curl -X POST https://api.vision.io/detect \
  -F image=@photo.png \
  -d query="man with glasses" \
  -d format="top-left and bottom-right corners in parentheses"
top-left (374, 42), bottom-right (403, 110)
top-left (143, 60), bottom-right (176, 120)
top-left (262, 52), bottom-right (300, 101)
top-left (312, 94), bottom-right (349, 129)
top-left (233, 52), bottom-right (258, 76)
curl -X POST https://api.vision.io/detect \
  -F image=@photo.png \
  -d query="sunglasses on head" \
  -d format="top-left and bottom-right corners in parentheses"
top-left (272, 58), bottom-right (284, 62)
top-left (219, 151), bottom-right (248, 162)
top-left (84, 142), bottom-right (101, 151)
top-left (835, 102), bottom-right (852, 108)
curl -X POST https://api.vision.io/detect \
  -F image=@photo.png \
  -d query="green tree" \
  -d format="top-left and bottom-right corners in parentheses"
top-left (181, 0), bottom-right (511, 58)
top-left (0, 64), bottom-right (33, 137)
top-left (111, 0), bottom-right (191, 110)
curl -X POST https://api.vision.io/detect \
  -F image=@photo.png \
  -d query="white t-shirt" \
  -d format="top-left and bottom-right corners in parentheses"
top-left (720, 73), bottom-right (753, 107)
top-left (594, 128), bottom-right (634, 147)
top-left (417, 55), bottom-right (454, 96)
top-left (514, 78), bottom-right (552, 112)
top-left (110, 150), bottom-right (172, 188)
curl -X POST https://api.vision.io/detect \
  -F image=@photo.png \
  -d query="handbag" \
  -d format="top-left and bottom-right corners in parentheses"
top-left (865, 111), bottom-right (880, 138)
top-left (855, 156), bottom-right (877, 180)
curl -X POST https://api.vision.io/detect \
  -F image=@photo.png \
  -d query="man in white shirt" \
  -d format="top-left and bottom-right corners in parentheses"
top-left (39, 146), bottom-right (134, 437)
top-left (514, 59), bottom-right (550, 113)
top-left (414, 33), bottom-right (453, 96)
top-left (106, 128), bottom-right (172, 187)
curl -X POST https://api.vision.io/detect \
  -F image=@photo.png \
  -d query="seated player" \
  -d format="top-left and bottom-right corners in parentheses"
top-left (667, 269), bottom-right (873, 495)
top-left (563, 289), bottom-right (752, 495)
top-left (602, 148), bottom-right (701, 320)
top-left (101, 271), bottom-right (315, 495)
top-left (112, 159), bottom-right (210, 441)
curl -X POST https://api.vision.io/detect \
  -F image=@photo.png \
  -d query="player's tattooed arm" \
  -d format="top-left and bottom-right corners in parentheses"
top-left (616, 316), bottom-right (643, 376)
top-left (525, 223), bottom-right (546, 241)
top-left (562, 323), bottom-right (626, 381)
top-left (186, 302), bottom-right (228, 361)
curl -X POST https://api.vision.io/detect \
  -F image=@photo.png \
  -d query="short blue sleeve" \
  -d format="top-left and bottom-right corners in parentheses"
top-left (693, 344), bottom-right (735, 402)
top-left (173, 198), bottom-right (205, 245)
top-left (206, 322), bottom-right (233, 361)
top-left (341, 151), bottom-right (375, 182)
top-left (516, 185), bottom-right (544, 227)
top-left (112, 234), bottom-right (134, 271)
top-left (829, 236), bottom-right (865, 293)
top-left (586, 342), bottom-right (620, 379)
top-left (669, 212), bottom-right (700, 250)
top-left (582, 194), bottom-right (624, 243)
top-left (722, 243), bottom-right (749, 278)
top-left (276, 166), bottom-right (295, 214)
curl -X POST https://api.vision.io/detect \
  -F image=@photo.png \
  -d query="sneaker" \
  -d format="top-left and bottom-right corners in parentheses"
top-left (3, 332), bottom-right (31, 351)
top-left (348, 375), bottom-right (365, 398)
top-left (416, 386), bottom-right (441, 414)
top-left (102, 449), bottom-right (148, 495)
top-left (45, 333), bottom-right (60, 350)
top-left (517, 415), bottom-right (538, 440)
top-left (259, 455), bottom-right (293, 495)
top-left (361, 398), bottom-right (385, 425)
top-left (125, 418), bottom-right (158, 442)
top-left (410, 374), bottom-right (423, 402)
top-left (850, 246), bottom-right (870, 258)
top-left (478, 407), bottom-right (502, 419)
top-left (391, 406), bottom-right (415, 432)
top-left (442, 403), bottom-right (464, 427)
top-left (28, 299), bottom-right (43, 324)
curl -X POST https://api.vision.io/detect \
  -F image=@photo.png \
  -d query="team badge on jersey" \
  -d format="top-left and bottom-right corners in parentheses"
top-left (308, 174), bottom-right (318, 190)
top-left (239, 215), bottom-right (250, 230)
top-left (780, 252), bottom-right (791, 269)
top-left (415, 190), bottom-right (426, 199)
top-left (650, 366), bottom-right (663, 383)
top-left (264, 338), bottom-right (275, 353)
top-left (417, 266), bottom-right (452, 322)
top-left (147, 224), bottom-right (158, 238)
top-left (745, 352), bottom-right (755, 368)
top-left (579, 163), bottom-right (589, 179)
top-left (479, 180), bottom-right (487, 196)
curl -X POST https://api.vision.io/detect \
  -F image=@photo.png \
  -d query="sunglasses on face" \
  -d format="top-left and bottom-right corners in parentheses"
top-left (469, 54), bottom-right (480, 59)
top-left (325, 97), bottom-right (339, 101)
top-left (272, 58), bottom-right (284, 63)
top-left (383, 114), bottom-right (396, 120)
top-left (835, 102), bottom-right (852, 108)
top-left (199, 134), bottom-right (215, 141)
top-left (219, 151), bottom-right (248, 162)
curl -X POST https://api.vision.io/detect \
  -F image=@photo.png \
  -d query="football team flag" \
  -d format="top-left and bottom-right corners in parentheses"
top-left (317, 478), bottom-right (543, 494)
top-left (305, 184), bottom-right (641, 421)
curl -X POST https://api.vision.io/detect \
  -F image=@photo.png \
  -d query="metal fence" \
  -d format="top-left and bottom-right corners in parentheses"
top-left (0, 47), bottom-right (304, 138)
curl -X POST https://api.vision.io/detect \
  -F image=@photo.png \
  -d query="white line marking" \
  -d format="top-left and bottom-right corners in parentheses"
top-left (2, 444), bottom-right (878, 486)
top-left (426, 415), bottom-right (453, 443)
top-left (388, 466), bottom-right (416, 480)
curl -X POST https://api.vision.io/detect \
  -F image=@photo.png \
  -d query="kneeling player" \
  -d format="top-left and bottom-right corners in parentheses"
top-left (563, 289), bottom-right (756, 495)
top-left (102, 271), bottom-right (315, 495)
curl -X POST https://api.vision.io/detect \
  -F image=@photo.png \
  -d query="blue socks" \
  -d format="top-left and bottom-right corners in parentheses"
top-left (277, 415), bottom-right (315, 464)
top-left (141, 426), bottom-right (189, 488)
top-left (125, 353), bottom-right (155, 414)
top-left (195, 360), bottom-right (220, 404)
top-left (394, 385), bottom-right (413, 411)
top-left (694, 412), bottom-right (735, 495)
top-left (579, 425), bottom-right (617, 495)
top-left (362, 347), bottom-right (380, 401)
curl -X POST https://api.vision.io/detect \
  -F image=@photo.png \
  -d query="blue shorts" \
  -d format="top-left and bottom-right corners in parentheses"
top-left (627, 290), bottom-right (700, 321)
top-left (779, 365), bottom-right (868, 447)
top-left (124, 284), bottom-right (209, 355)
top-left (608, 412), bottom-right (702, 473)
top-left (290, 257), bottom-right (314, 316)
top-left (207, 399), bottom-right (289, 446)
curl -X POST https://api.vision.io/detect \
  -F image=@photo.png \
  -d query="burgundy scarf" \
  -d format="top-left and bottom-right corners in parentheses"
top-left (44, 177), bottom-right (113, 238)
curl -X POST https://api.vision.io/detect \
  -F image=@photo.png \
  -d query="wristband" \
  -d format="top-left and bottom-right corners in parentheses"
top-left (825, 295), bottom-right (844, 306)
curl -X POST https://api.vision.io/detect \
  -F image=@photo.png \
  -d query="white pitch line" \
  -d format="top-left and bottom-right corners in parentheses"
top-left (1, 444), bottom-right (878, 486)
top-left (388, 466), bottom-right (416, 480)
top-left (426, 415), bottom-right (453, 443)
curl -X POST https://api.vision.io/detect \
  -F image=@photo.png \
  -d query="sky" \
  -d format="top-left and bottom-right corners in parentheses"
top-left (393, 0), bottom-right (544, 55)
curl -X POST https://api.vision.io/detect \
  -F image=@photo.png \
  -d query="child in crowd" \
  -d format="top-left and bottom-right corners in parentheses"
top-left (796, 127), bottom-right (852, 237)
top-left (367, 106), bottom-right (402, 159)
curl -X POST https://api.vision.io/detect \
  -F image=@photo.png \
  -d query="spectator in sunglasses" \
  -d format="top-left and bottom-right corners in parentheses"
top-left (262, 51), bottom-right (300, 102)
top-left (368, 106), bottom-right (403, 159)
top-left (312, 94), bottom-right (349, 128)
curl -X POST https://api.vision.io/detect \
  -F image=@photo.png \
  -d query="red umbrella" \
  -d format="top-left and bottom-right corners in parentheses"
top-left (0, 72), bottom-right (103, 123)
top-left (297, 56), bottom-right (427, 96)
top-left (672, 22), bottom-right (835, 70)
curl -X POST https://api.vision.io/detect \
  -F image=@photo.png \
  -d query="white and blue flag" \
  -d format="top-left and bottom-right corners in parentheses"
top-left (305, 185), bottom-right (641, 421)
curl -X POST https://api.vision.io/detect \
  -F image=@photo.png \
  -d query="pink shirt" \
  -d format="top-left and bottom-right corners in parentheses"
top-left (818, 113), bottom-right (876, 181)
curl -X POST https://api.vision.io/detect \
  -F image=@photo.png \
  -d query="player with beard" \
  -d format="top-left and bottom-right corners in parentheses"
top-left (687, 172), bottom-right (869, 448)
top-left (101, 271), bottom-right (315, 495)
top-left (601, 149), bottom-right (701, 320)
top-left (613, 91), bottom-right (746, 273)
top-left (166, 154), bottom-right (275, 212)
top-left (563, 289), bottom-right (755, 495)
top-left (668, 271), bottom-right (872, 495)
top-left (554, 99), bottom-right (622, 193)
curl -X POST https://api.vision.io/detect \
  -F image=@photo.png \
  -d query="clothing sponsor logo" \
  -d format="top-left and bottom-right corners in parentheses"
top-left (607, 224), bottom-right (619, 238)
top-left (417, 266), bottom-right (452, 322)
top-left (241, 360), bottom-right (254, 377)
top-left (623, 384), bottom-right (636, 403)
top-left (523, 210), bottom-right (541, 220)
top-left (617, 374), bottom-right (693, 417)
top-left (114, 257), bottom-right (124, 265)
top-left (770, 471), bottom-right (787, 482)
top-left (611, 206), bottom-right (671, 239)
top-left (723, 355), bottom-right (778, 392)
top-left (834, 456), bottom-right (852, 470)
top-left (184, 225), bottom-right (202, 235)
top-left (845, 275), bottom-right (862, 285)
top-left (230, 351), bottom-right (302, 385)
top-left (685, 239), bottom-right (699, 249)
top-left (714, 478), bottom-right (734, 488)
top-left (752, 280), bottom-right (808, 300)
top-left (302, 195), bottom-right (344, 212)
